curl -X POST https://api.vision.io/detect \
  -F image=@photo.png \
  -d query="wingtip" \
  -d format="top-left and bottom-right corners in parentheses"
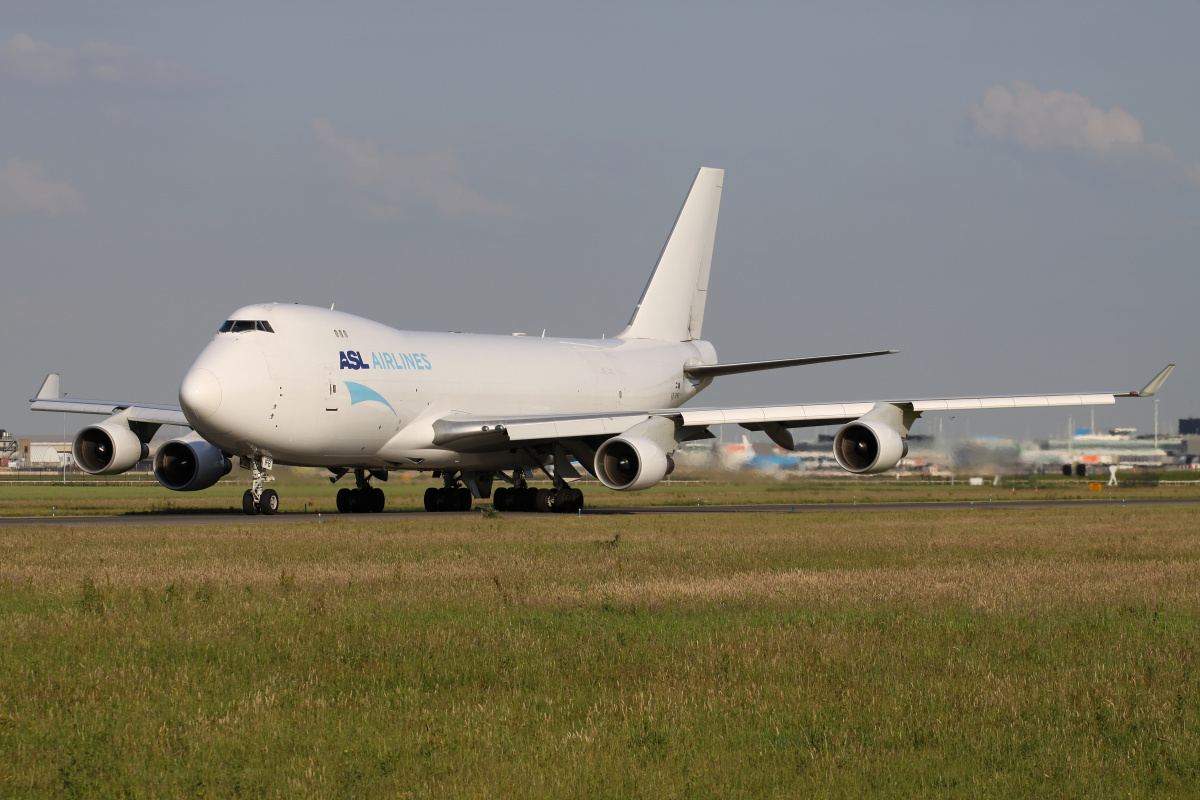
top-left (1138, 364), bottom-right (1175, 397)
top-left (34, 373), bottom-right (61, 402)
top-left (1117, 364), bottom-right (1175, 398)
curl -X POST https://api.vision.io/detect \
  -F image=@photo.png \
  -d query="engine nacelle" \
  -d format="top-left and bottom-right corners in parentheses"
top-left (594, 435), bottom-right (675, 491)
top-left (833, 419), bottom-right (908, 474)
top-left (73, 422), bottom-right (149, 475)
top-left (153, 433), bottom-right (232, 491)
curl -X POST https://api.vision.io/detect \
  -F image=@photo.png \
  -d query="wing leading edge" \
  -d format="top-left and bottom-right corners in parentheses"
top-left (431, 365), bottom-right (1175, 454)
top-left (29, 373), bottom-right (190, 427)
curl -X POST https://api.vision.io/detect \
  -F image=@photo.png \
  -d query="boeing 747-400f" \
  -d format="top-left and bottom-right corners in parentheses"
top-left (31, 168), bottom-right (1174, 515)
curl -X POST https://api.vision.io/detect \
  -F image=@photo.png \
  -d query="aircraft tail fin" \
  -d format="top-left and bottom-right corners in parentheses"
top-left (619, 167), bottom-right (723, 341)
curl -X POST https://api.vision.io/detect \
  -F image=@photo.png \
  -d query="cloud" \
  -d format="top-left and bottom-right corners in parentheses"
top-left (310, 118), bottom-right (504, 218)
top-left (970, 81), bottom-right (1200, 185)
top-left (0, 158), bottom-right (84, 217)
top-left (0, 32), bottom-right (210, 95)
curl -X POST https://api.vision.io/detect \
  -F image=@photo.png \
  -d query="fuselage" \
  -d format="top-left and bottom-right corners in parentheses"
top-left (179, 303), bottom-right (717, 470)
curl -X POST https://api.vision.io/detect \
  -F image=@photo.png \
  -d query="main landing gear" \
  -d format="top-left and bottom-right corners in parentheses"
top-left (492, 471), bottom-right (584, 514)
top-left (241, 456), bottom-right (278, 516)
top-left (336, 469), bottom-right (387, 513)
top-left (424, 471), bottom-right (473, 512)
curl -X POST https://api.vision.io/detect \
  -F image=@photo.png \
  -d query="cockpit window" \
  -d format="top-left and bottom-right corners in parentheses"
top-left (218, 320), bottom-right (274, 333)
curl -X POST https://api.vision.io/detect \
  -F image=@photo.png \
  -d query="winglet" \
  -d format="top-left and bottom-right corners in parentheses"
top-left (34, 373), bottom-right (61, 401)
top-left (1116, 364), bottom-right (1175, 397)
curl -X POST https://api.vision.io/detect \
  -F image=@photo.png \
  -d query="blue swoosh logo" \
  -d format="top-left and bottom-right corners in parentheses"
top-left (343, 381), bottom-right (396, 415)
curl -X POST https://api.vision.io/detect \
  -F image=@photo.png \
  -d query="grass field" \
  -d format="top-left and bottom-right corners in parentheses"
top-left (2, 504), bottom-right (1199, 797)
top-left (2, 468), bottom-right (1199, 517)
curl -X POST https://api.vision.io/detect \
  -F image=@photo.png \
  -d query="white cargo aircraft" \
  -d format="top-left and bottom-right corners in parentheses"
top-left (32, 168), bottom-right (1174, 515)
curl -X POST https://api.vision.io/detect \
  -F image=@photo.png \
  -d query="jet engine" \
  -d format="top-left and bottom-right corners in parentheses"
top-left (73, 422), bottom-right (148, 475)
top-left (594, 434), bottom-right (675, 491)
top-left (153, 433), bottom-right (232, 491)
top-left (833, 419), bottom-right (908, 474)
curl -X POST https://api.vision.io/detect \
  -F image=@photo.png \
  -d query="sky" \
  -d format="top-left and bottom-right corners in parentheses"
top-left (3, 1), bottom-right (1198, 444)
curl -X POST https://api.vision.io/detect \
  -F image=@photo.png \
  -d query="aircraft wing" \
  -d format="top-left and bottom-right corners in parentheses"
top-left (28, 373), bottom-right (190, 427)
top-left (432, 365), bottom-right (1174, 453)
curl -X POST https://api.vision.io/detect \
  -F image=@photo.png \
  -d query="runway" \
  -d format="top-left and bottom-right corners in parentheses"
top-left (1, 497), bottom-right (1196, 527)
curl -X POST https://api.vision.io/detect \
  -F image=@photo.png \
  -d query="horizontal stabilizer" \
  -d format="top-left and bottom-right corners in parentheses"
top-left (684, 350), bottom-right (898, 380)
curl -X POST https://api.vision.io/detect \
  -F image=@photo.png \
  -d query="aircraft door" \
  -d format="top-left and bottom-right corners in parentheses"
top-left (325, 372), bottom-right (342, 412)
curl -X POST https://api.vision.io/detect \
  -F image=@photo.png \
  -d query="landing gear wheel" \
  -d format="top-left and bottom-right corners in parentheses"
top-left (493, 487), bottom-right (510, 511)
top-left (424, 487), bottom-right (439, 512)
top-left (242, 489), bottom-right (258, 516)
top-left (337, 488), bottom-right (353, 513)
top-left (457, 488), bottom-right (473, 512)
top-left (535, 488), bottom-right (553, 513)
top-left (369, 487), bottom-right (386, 513)
top-left (259, 489), bottom-right (279, 515)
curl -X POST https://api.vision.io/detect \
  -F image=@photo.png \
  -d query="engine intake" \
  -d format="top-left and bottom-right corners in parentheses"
top-left (153, 433), bottom-right (232, 491)
top-left (833, 420), bottom-right (908, 474)
top-left (73, 423), bottom-right (148, 475)
top-left (594, 435), bottom-right (674, 491)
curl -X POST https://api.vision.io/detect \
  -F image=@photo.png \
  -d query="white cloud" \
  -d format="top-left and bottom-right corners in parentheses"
top-left (0, 158), bottom-right (84, 217)
top-left (310, 118), bottom-right (504, 218)
top-left (970, 81), bottom-right (1199, 185)
top-left (0, 32), bottom-right (209, 95)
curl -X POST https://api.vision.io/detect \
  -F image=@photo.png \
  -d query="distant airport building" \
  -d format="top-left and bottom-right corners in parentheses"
top-left (0, 429), bottom-right (17, 468)
top-left (1179, 418), bottom-right (1200, 436)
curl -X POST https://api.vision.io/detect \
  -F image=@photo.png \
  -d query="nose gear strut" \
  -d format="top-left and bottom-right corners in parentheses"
top-left (241, 455), bottom-right (279, 515)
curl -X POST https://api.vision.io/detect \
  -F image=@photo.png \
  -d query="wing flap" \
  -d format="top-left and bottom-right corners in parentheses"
top-left (909, 393), bottom-right (1116, 412)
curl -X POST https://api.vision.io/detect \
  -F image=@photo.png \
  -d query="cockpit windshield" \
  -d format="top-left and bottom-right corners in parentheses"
top-left (218, 320), bottom-right (274, 333)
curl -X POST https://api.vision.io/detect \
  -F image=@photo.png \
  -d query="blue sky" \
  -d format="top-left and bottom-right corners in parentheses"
top-left (3, 2), bottom-right (1198, 440)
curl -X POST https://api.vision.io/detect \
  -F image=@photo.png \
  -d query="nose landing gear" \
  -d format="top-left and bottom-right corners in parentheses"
top-left (241, 456), bottom-right (278, 515)
top-left (335, 469), bottom-right (387, 513)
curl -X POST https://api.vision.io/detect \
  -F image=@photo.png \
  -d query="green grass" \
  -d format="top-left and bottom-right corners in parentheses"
top-left (2, 469), bottom-right (1198, 516)
top-left (2, 507), bottom-right (1199, 797)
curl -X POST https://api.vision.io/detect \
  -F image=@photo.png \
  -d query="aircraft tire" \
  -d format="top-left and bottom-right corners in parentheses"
top-left (370, 487), bottom-right (386, 513)
top-left (260, 489), bottom-right (279, 515)
top-left (493, 487), bottom-right (510, 511)
top-left (337, 488), bottom-right (352, 513)
top-left (554, 487), bottom-right (581, 514)
top-left (424, 487), bottom-right (439, 512)
top-left (457, 488), bottom-right (472, 512)
top-left (242, 490), bottom-right (258, 515)
top-left (535, 488), bottom-right (553, 513)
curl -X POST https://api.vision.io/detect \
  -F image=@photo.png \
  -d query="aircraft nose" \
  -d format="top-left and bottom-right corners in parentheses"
top-left (180, 367), bottom-right (223, 421)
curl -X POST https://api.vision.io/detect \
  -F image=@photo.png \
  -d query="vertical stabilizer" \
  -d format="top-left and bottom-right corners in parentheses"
top-left (620, 167), bottom-right (723, 341)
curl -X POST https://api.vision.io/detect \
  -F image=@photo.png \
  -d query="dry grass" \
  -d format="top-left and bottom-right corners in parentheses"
top-left (1, 507), bottom-right (1199, 797)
